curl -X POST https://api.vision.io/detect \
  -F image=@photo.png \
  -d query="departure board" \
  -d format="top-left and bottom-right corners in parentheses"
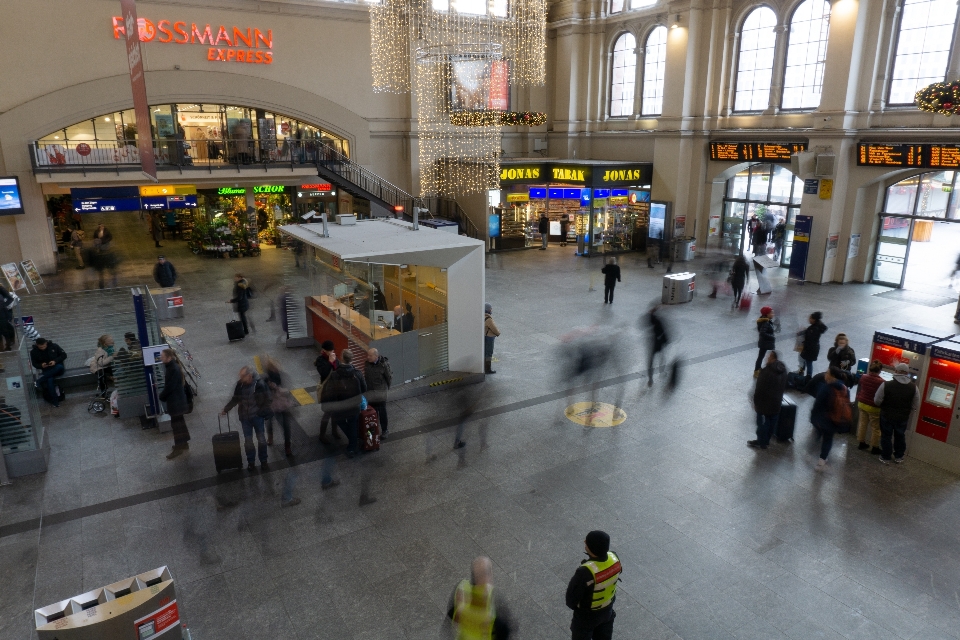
top-left (857, 143), bottom-right (960, 168)
top-left (709, 142), bottom-right (807, 163)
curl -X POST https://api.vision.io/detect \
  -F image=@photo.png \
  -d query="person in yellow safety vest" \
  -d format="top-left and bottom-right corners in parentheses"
top-left (447, 556), bottom-right (513, 639)
top-left (565, 530), bottom-right (622, 640)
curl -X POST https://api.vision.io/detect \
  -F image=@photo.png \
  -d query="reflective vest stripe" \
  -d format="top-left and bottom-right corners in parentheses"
top-left (453, 580), bottom-right (494, 640)
top-left (583, 552), bottom-right (621, 610)
top-left (593, 561), bottom-right (622, 584)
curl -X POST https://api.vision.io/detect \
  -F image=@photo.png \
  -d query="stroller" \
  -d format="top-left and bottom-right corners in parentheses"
top-left (87, 356), bottom-right (112, 415)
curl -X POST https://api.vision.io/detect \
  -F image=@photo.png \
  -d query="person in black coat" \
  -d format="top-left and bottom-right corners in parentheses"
top-left (730, 255), bottom-right (750, 307)
top-left (751, 224), bottom-right (768, 256)
top-left (754, 306), bottom-right (778, 376)
top-left (749, 351), bottom-right (787, 448)
top-left (320, 350), bottom-right (364, 457)
top-left (30, 338), bottom-right (67, 407)
top-left (600, 257), bottom-right (621, 304)
top-left (153, 256), bottom-right (177, 288)
top-left (227, 273), bottom-right (253, 335)
top-left (798, 311), bottom-right (828, 377)
top-left (559, 216), bottom-right (570, 247)
top-left (159, 349), bottom-right (191, 459)
top-left (826, 333), bottom-right (857, 379)
top-left (646, 305), bottom-right (669, 387)
top-left (538, 213), bottom-right (549, 250)
top-left (315, 340), bottom-right (340, 444)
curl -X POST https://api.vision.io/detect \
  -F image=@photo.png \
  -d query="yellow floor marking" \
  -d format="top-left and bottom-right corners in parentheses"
top-left (253, 355), bottom-right (263, 375)
top-left (564, 402), bottom-right (627, 428)
top-left (290, 388), bottom-right (315, 406)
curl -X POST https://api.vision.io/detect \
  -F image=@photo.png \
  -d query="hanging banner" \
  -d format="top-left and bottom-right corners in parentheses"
top-left (120, 0), bottom-right (157, 179)
top-left (788, 215), bottom-right (813, 281)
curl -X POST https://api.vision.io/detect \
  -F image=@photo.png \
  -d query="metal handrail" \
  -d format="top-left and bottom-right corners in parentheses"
top-left (315, 147), bottom-right (419, 213)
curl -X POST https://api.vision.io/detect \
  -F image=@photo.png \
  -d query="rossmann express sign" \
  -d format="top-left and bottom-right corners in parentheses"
top-left (112, 16), bottom-right (274, 64)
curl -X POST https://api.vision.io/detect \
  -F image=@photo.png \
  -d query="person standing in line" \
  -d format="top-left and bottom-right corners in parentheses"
top-left (566, 530), bottom-right (622, 640)
top-left (159, 349), bottom-right (191, 459)
top-left (315, 340), bottom-right (340, 444)
top-left (560, 216), bottom-right (571, 247)
top-left (538, 213), bottom-right (549, 250)
top-left (748, 351), bottom-right (787, 449)
top-left (364, 348), bottom-right (392, 440)
top-left (70, 229), bottom-right (85, 269)
top-left (754, 306), bottom-right (778, 377)
top-left (227, 273), bottom-right (253, 336)
top-left (855, 359), bottom-right (885, 454)
top-left (730, 255), bottom-right (749, 308)
top-left (874, 362), bottom-right (920, 464)
top-left (153, 256), bottom-right (178, 288)
top-left (646, 305), bottom-right (669, 387)
top-left (798, 311), bottom-right (828, 377)
top-left (30, 337), bottom-right (67, 407)
top-left (827, 333), bottom-right (857, 383)
top-left (93, 223), bottom-right (113, 250)
top-left (264, 356), bottom-right (294, 457)
top-left (600, 257), bottom-right (621, 305)
top-left (320, 350), bottom-right (364, 458)
top-left (811, 366), bottom-right (849, 470)
top-left (151, 212), bottom-right (164, 248)
top-left (220, 366), bottom-right (272, 471)
top-left (447, 556), bottom-right (513, 639)
top-left (484, 303), bottom-right (500, 374)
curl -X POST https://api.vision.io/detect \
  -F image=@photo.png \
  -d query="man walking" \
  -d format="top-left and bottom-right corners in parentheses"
top-left (320, 350), bottom-right (364, 457)
top-left (158, 349), bottom-right (191, 459)
top-left (220, 366), bottom-right (272, 471)
top-left (748, 351), bottom-right (787, 449)
top-left (646, 305), bottom-right (669, 387)
top-left (566, 530), bottom-right (622, 640)
top-left (364, 347), bottom-right (392, 440)
top-left (600, 257), bottom-right (621, 304)
top-left (447, 556), bottom-right (513, 639)
top-left (875, 362), bottom-right (920, 464)
top-left (538, 213), bottom-right (549, 250)
top-left (153, 256), bottom-right (177, 288)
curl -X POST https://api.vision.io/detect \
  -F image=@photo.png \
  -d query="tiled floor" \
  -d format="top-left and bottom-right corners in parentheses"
top-left (3, 217), bottom-right (960, 640)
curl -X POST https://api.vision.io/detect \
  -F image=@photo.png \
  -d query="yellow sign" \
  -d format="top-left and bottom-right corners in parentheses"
top-left (608, 196), bottom-right (628, 204)
top-left (600, 168), bottom-right (644, 183)
top-left (506, 193), bottom-right (529, 202)
top-left (564, 402), bottom-right (627, 427)
top-left (552, 167), bottom-right (586, 182)
top-left (819, 179), bottom-right (833, 200)
top-left (139, 184), bottom-right (197, 196)
top-left (500, 166), bottom-right (542, 181)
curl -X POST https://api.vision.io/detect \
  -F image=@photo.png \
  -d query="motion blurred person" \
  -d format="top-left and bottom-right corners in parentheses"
top-left (93, 223), bottom-right (113, 250)
top-left (484, 303), bottom-right (500, 374)
top-left (70, 229), bottom-right (85, 269)
top-left (600, 257), bottom-right (621, 304)
top-left (754, 306), bottom-right (778, 378)
top-left (566, 531), bottom-right (622, 640)
top-left (315, 340), bottom-right (339, 444)
top-left (646, 305), bottom-right (669, 387)
top-left (159, 349), bottom-right (191, 459)
top-left (798, 311), bottom-right (828, 377)
top-left (220, 366), bottom-right (272, 471)
top-left (320, 350), bottom-right (364, 458)
top-left (855, 359), bottom-right (885, 454)
top-left (364, 347), bottom-right (392, 439)
top-left (448, 556), bottom-right (513, 639)
top-left (812, 366), bottom-right (850, 470)
top-left (151, 211), bottom-right (164, 248)
top-left (730, 255), bottom-right (749, 307)
top-left (875, 362), bottom-right (920, 464)
top-left (748, 351), bottom-right (787, 449)
top-left (264, 356), bottom-right (294, 457)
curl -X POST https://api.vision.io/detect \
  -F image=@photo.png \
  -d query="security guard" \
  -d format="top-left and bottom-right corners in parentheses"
top-left (448, 556), bottom-right (513, 639)
top-left (566, 530), bottom-right (622, 640)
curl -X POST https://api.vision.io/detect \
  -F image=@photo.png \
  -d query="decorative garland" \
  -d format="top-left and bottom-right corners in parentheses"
top-left (915, 81), bottom-right (960, 115)
top-left (450, 111), bottom-right (548, 127)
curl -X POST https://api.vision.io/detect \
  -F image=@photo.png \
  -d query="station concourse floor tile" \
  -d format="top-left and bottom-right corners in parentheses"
top-left (3, 217), bottom-right (960, 639)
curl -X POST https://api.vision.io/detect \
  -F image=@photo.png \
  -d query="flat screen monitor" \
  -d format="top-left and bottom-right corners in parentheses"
top-left (649, 202), bottom-right (666, 239)
top-left (0, 177), bottom-right (25, 216)
top-left (926, 379), bottom-right (956, 408)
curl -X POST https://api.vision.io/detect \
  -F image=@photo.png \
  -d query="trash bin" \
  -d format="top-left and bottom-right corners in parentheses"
top-left (662, 272), bottom-right (696, 304)
top-left (673, 236), bottom-right (696, 261)
top-left (149, 286), bottom-right (184, 320)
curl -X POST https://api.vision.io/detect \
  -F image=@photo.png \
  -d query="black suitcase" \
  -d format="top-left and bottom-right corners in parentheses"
top-left (226, 319), bottom-right (245, 341)
top-left (213, 414), bottom-right (244, 473)
top-left (777, 396), bottom-right (797, 442)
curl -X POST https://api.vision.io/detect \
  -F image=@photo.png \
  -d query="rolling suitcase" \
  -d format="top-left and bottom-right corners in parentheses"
top-left (776, 396), bottom-right (796, 442)
top-left (226, 318), bottom-right (245, 341)
top-left (359, 407), bottom-right (381, 452)
top-left (213, 414), bottom-right (244, 472)
top-left (738, 291), bottom-right (753, 311)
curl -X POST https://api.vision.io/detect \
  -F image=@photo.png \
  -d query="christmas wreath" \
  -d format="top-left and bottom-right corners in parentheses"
top-left (915, 81), bottom-right (960, 115)
top-left (450, 111), bottom-right (548, 127)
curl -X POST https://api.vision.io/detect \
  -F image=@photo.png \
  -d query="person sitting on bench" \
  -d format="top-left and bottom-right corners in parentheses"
top-left (30, 337), bottom-right (67, 407)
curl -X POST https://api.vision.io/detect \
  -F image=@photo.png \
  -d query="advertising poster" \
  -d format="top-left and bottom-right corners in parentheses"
top-left (819, 179), bottom-right (834, 200)
top-left (648, 203), bottom-right (666, 239)
top-left (488, 61), bottom-right (510, 111)
top-left (0, 177), bottom-right (24, 215)
top-left (788, 215), bottom-right (813, 281)
top-left (673, 215), bottom-right (686, 238)
top-left (449, 60), bottom-right (509, 111)
top-left (708, 214), bottom-right (721, 236)
top-left (1, 263), bottom-right (26, 292)
top-left (826, 233), bottom-right (839, 258)
top-left (848, 234), bottom-right (861, 258)
top-left (488, 213), bottom-right (501, 238)
top-left (20, 260), bottom-right (42, 288)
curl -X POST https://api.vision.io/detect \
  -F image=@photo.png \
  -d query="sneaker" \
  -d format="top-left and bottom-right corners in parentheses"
top-left (857, 442), bottom-right (869, 451)
top-left (894, 457), bottom-right (904, 464)
top-left (380, 430), bottom-right (389, 441)
top-left (281, 498), bottom-right (301, 508)
top-left (879, 456), bottom-right (890, 464)
top-left (870, 447), bottom-right (882, 455)
top-left (816, 459), bottom-right (827, 471)
top-left (321, 479), bottom-right (341, 490)
top-left (747, 440), bottom-right (767, 449)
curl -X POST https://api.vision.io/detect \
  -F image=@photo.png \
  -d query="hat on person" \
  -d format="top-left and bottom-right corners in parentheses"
top-left (585, 530), bottom-right (610, 556)
top-left (484, 303), bottom-right (492, 314)
top-left (894, 363), bottom-right (910, 374)
top-left (157, 255), bottom-right (165, 260)
top-left (760, 306), bottom-right (773, 316)
top-left (321, 340), bottom-right (335, 352)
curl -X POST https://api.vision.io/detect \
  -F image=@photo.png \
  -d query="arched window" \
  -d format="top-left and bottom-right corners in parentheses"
top-left (734, 7), bottom-right (778, 112)
top-left (610, 33), bottom-right (637, 117)
top-left (781, 0), bottom-right (831, 110)
top-left (888, 0), bottom-right (960, 105)
top-left (641, 26), bottom-right (668, 115)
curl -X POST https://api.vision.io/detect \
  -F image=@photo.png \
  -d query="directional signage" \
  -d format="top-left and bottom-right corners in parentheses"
top-left (857, 143), bottom-right (960, 168)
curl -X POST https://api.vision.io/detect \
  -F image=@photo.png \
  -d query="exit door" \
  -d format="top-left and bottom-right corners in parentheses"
top-left (873, 216), bottom-right (912, 287)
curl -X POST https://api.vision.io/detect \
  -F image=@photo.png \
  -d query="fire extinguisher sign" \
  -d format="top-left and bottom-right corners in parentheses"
top-left (134, 599), bottom-right (179, 638)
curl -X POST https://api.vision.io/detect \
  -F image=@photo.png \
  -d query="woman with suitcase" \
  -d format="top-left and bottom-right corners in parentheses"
top-left (159, 349), bottom-right (191, 459)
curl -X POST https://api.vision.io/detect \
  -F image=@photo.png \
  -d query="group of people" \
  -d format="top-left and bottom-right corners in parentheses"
top-left (747, 214), bottom-right (786, 261)
top-left (749, 308), bottom-right (920, 468)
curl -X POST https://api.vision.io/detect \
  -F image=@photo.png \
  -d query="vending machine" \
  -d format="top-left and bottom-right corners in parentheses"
top-left (910, 340), bottom-right (960, 474)
top-left (869, 328), bottom-right (935, 377)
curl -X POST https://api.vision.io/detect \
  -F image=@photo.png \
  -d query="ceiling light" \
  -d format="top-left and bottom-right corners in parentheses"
top-left (104, 117), bottom-right (111, 122)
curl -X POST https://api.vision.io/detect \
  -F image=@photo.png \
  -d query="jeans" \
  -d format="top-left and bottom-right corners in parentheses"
top-left (755, 348), bottom-right (768, 372)
top-left (334, 413), bottom-right (359, 455)
top-left (484, 336), bottom-right (496, 359)
top-left (732, 284), bottom-right (743, 304)
top-left (755, 412), bottom-right (780, 446)
top-left (541, 234), bottom-right (548, 249)
top-left (815, 419), bottom-right (835, 460)
top-left (880, 416), bottom-right (908, 460)
top-left (240, 417), bottom-right (268, 463)
top-left (570, 611), bottom-right (615, 640)
top-left (856, 408), bottom-right (881, 447)
top-left (267, 411), bottom-right (291, 445)
top-left (604, 283), bottom-right (616, 303)
top-left (803, 359), bottom-right (815, 377)
top-left (37, 364), bottom-right (65, 400)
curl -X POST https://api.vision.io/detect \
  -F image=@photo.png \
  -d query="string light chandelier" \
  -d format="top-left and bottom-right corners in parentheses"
top-left (369, 0), bottom-right (546, 197)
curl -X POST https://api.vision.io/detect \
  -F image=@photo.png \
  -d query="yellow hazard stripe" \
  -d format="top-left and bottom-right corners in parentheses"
top-left (429, 377), bottom-right (463, 387)
top-left (253, 355), bottom-right (263, 375)
top-left (290, 388), bottom-right (315, 405)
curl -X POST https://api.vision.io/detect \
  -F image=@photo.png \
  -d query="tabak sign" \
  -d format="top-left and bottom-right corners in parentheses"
top-left (112, 16), bottom-right (274, 64)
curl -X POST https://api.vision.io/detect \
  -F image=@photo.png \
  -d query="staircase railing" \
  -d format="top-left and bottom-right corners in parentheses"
top-left (420, 196), bottom-right (482, 239)
top-left (316, 148), bottom-right (419, 214)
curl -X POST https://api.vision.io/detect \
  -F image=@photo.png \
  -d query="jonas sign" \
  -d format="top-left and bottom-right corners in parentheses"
top-left (112, 16), bottom-right (275, 64)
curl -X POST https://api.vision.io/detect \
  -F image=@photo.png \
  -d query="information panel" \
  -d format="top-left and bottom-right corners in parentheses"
top-left (709, 142), bottom-right (807, 163)
top-left (857, 143), bottom-right (960, 168)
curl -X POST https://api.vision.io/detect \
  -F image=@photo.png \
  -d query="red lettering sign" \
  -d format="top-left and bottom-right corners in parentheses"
top-left (111, 15), bottom-right (273, 64)
top-left (301, 184), bottom-right (333, 191)
top-left (76, 143), bottom-right (91, 156)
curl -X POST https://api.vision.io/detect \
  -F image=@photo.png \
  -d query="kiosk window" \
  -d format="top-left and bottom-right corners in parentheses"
top-left (926, 379), bottom-right (956, 408)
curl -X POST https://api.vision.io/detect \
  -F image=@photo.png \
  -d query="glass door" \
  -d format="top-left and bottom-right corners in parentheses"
top-left (873, 216), bottom-right (913, 287)
top-left (722, 201), bottom-right (746, 255)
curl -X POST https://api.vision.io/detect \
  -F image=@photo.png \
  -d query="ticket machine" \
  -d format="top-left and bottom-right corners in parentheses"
top-left (869, 328), bottom-right (934, 377)
top-left (910, 340), bottom-right (960, 474)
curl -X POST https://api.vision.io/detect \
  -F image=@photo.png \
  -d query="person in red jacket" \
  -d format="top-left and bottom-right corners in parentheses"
top-left (855, 360), bottom-right (884, 455)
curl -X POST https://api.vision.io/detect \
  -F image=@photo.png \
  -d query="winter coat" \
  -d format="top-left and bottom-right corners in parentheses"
top-left (649, 312), bottom-right (669, 351)
top-left (601, 264), bottom-right (621, 285)
top-left (94, 227), bottom-right (113, 246)
top-left (153, 261), bottom-right (177, 287)
top-left (364, 356), bottom-right (392, 402)
top-left (827, 345), bottom-right (857, 372)
top-left (538, 216), bottom-right (549, 234)
top-left (753, 359), bottom-right (787, 415)
top-left (231, 279), bottom-right (251, 312)
top-left (151, 214), bottom-right (164, 242)
top-left (799, 320), bottom-right (828, 361)
top-left (751, 225), bottom-right (768, 247)
top-left (811, 378), bottom-right (847, 432)
top-left (223, 377), bottom-right (272, 421)
top-left (315, 353), bottom-right (337, 382)
top-left (159, 360), bottom-right (189, 417)
top-left (731, 259), bottom-right (749, 288)
top-left (320, 365), bottom-right (363, 418)
top-left (756, 317), bottom-right (777, 350)
top-left (89, 346), bottom-right (115, 373)
top-left (484, 313), bottom-right (500, 337)
top-left (855, 372), bottom-right (884, 408)
top-left (30, 342), bottom-right (67, 370)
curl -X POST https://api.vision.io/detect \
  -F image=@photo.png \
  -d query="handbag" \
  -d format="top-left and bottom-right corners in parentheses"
top-left (184, 384), bottom-right (195, 414)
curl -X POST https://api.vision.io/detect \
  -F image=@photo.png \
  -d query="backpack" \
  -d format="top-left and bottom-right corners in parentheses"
top-left (829, 386), bottom-right (852, 429)
top-left (320, 369), bottom-right (359, 411)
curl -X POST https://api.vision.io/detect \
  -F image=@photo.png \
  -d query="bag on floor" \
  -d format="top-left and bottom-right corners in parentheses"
top-left (226, 319), bottom-right (245, 341)
top-left (359, 407), bottom-right (381, 452)
top-left (212, 413), bottom-right (244, 473)
top-left (786, 371), bottom-right (809, 390)
top-left (777, 396), bottom-right (797, 442)
top-left (110, 389), bottom-right (119, 416)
